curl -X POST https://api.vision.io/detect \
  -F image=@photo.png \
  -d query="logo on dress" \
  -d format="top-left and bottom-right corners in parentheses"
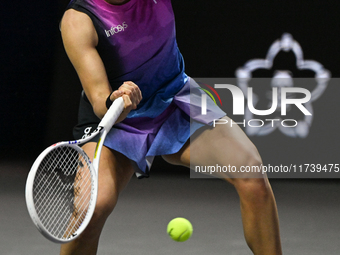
top-left (105, 22), bottom-right (128, 37)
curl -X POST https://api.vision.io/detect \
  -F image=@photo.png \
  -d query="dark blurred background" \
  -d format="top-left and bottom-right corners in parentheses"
top-left (1, 3), bottom-right (340, 254)
top-left (1, 0), bottom-right (339, 168)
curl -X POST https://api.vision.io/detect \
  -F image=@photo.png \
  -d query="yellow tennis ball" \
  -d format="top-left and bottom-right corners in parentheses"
top-left (167, 217), bottom-right (193, 242)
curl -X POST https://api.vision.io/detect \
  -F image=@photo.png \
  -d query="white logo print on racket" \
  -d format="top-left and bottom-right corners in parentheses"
top-left (82, 127), bottom-right (92, 139)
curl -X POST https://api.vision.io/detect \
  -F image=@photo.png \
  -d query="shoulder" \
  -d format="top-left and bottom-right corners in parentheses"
top-left (61, 9), bottom-right (98, 47)
top-left (61, 9), bottom-right (93, 34)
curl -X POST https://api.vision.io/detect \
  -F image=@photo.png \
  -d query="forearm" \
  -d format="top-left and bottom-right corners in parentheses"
top-left (92, 96), bottom-right (109, 119)
top-left (86, 90), bottom-right (111, 119)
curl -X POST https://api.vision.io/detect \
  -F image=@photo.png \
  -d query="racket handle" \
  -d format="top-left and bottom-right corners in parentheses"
top-left (99, 97), bottom-right (124, 130)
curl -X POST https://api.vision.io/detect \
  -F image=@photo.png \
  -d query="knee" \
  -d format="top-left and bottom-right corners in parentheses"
top-left (79, 191), bottom-right (118, 241)
top-left (93, 189), bottom-right (118, 223)
top-left (87, 185), bottom-right (119, 230)
top-left (231, 151), bottom-right (272, 201)
top-left (232, 176), bottom-right (271, 204)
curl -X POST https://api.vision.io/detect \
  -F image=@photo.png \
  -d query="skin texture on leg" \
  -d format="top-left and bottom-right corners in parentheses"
top-left (60, 142), bottom-right (135, 255)
top-left (163, 116), bottom-right (282, 255)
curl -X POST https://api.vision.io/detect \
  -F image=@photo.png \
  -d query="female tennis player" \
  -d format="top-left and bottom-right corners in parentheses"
top-left (60, 0), bottom-right (282, 254)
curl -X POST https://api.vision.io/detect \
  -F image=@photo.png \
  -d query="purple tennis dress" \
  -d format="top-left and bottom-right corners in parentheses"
top-left (67, 0), bottom-right (225, 176)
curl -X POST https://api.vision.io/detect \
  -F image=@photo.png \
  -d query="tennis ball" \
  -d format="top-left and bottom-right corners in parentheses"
top-left (167, 217), bottom-right (193, 242)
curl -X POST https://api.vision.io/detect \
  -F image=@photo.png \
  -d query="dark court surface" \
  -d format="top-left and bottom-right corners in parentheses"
top-left (1, 158), bottom-right (340, 255)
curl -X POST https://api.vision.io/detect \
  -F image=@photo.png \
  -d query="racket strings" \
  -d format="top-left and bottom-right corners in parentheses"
top-left (61, 164), bottom-right (93, 238)
top-left (33, 145), bottom-right (94, 240)
top-left (38, 148), bottom-right (91, 238)
top-left (34, 151), bottom-right (78, 220)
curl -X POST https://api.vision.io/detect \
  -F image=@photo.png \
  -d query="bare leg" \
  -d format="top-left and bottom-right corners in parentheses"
top-left (163, 116), bottom-right (282, 255)
top-left (60, 142), bottom-right (134, 255)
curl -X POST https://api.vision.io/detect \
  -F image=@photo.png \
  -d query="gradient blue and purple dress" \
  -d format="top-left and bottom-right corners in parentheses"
top-left (68, 0), bottom-right (225, 177)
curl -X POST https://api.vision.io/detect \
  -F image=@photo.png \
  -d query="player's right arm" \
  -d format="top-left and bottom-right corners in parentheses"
top-left (60, 9), bottom-right (142, 121)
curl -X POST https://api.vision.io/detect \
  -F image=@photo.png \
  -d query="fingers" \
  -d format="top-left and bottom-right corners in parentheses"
top-left (110, 90), bottom-right (123, 101)
top-left (108, 82), bottom-right (142, 123)
top-left (119, 81), bottom-right (142, 109)
top-left (110, 81), bottom-right (142, 110)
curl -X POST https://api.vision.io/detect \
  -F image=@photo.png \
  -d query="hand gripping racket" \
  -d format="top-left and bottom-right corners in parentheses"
top-left (25, 97), bottom-right (124, 243)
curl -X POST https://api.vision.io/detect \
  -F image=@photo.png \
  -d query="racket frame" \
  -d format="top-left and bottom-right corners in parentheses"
top-left (25, 97), bottom-right (124, 243)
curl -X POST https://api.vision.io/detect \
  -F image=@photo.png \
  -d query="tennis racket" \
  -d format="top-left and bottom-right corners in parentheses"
top-left (25, 97), bottom-right (124, 243)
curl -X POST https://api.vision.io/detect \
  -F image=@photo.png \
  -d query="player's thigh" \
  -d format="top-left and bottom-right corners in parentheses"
top-left (82, 142), bottom-right (134, 213)
top-left (162, 116), bottom-right (263, 179)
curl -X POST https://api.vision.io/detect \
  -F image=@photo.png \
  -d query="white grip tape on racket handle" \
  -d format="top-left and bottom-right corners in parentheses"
top-left (99, 97), bottom-right (124, 130)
